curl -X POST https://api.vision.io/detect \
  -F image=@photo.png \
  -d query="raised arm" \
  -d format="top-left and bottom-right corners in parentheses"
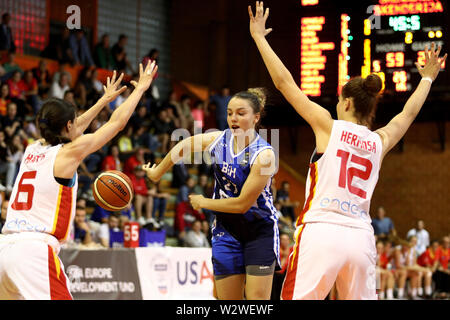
top-left (74, 70), bottom-right (127, 138)
top-left (143, 130), bottom-right (223, 182)
top-left (55, 62), bottom-right (157, 178)
top-left (248, 2), bottom-right (333, 137)
top-left (376, 42), bottom-right (447, 158)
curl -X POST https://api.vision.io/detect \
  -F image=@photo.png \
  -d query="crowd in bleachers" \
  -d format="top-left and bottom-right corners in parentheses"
top-left (372, 207), bottom-right (450, 300)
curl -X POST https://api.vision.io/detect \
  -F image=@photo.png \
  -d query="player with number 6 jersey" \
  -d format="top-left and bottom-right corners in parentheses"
top-left (249, 1), bottom-right (447, 299)
top-left (0, 62), bottom-right (158, 300)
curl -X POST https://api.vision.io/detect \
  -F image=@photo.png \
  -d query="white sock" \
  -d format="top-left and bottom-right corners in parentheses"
top-left (418, 287), bottom-right (423, 296)
top-left (425, 286), bottom-right (432, 296)
top-left (387, 289), bottom-right (394, 299)
top-left (411, 288), bottom-right (417, 298)
top-left (398, 288), bottom-right (404, 298)
top-left (379, 291), bottom-right (385, 299)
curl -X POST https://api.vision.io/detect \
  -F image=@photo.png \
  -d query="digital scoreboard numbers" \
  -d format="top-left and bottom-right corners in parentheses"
top-left (368, 0), bottom-right (447, 93)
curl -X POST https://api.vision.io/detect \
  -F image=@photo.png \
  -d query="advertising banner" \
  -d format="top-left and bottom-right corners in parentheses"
top-left (60, 249), bottom-right (142, 300)
top-left (135, 247), bottom-right (215, 300)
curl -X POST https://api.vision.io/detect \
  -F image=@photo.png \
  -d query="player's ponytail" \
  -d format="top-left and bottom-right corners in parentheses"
top-left (36, 98), bottom-right (76, 146)
top-left (342, 74), bottom-right (382, 128)
top-left (233, 87), bottom-right (267, 129)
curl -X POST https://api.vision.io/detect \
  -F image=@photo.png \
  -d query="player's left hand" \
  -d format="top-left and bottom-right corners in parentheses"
top-left (189, 194), bottom-right (204, 211)
top-left (415, 42), bottom-right (447, 81)
top-left (248, 1), bottom-right (272, 39)
top-left (102, 70), bottom-right (127, 103)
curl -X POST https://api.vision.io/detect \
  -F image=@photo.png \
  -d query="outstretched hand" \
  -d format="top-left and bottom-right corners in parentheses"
top-left (130, 61), bottom-right (158, 92)
top-left (102, 70), bottom-right (127, 103)
top-left (142, 162), bottom-right (160, 182)
top-left (248, 1), bottom-right (272, 39)
top-left (415, 42), bottom-right (447, 81)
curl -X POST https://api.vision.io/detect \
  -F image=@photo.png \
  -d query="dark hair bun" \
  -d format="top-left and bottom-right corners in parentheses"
top-left (362, 74), bottom-right (382, 96)
top-left (247, 87), bottom-right (267, 109)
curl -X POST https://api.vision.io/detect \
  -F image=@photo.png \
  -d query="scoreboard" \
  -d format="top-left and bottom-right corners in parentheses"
top-left (299, 0), bottom-right (448, 98)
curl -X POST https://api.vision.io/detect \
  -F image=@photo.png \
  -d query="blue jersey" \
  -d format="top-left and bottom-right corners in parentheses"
top-left (208, 129), bottom-right (278, 243)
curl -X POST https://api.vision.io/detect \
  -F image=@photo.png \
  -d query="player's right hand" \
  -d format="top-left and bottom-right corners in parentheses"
top-left (143, 162), bottom-right (160, 182)
top-left (130, 61), bottom-right (158, 92)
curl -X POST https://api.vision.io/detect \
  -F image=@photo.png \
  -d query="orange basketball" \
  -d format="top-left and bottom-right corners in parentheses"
top-left (93, 170), bottom-right (134, 211)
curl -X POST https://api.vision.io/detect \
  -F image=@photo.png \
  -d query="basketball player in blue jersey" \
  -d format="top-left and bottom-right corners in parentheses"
top-left (144, 88), bottom-right (279, 300)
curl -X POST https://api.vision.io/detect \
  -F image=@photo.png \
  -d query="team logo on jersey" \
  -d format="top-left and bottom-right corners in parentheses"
top-left (239, 152), bottom-right (250, 167)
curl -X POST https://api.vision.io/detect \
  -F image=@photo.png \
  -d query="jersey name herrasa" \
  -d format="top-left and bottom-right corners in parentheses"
top-left (208, 129), bottom-right (277, 222)
top-left (298, 120), bottom-right (382, 232)
top-left (2, 141), bottom-right (78, 242)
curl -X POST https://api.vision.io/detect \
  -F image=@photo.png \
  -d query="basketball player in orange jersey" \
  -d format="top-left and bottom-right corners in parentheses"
top-left (0, 61), bottom-right (157, 299)
top-left (248, 1), bottom-right (447, 299)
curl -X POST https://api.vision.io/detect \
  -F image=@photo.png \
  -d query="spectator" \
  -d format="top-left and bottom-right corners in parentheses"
top-left (6, 134), bottom-right (24, 184)
top-left (123, 146), bottom-right (147, 176)
top-left (94, 34), bottom-right (115, 70)
top-left (129, 165), bottom-right (153, 226)
top-left (209, 85), bottom-right (231, 130)
top-left (148, 181), bottom-right (171, 228)
top-left (101, 144), bottom-right (122, 171)
top-left (393, 240), bottom-right (418, 299)
top-left (117, 125), bottom-right (135, 158)
top-left (97, 212), bottom-right (123, 248)
top-left (73, 206), bottom-right (94, 245)
top-left (171, 161), bottom-right (189, 188)
top-left (6, 70), bottom-right (28, 117)
top-left (32, 60), bottom-right (51, 96)
top-left (0, 130), bottom-right (15, 191)
top-left (174, 193), bottom-right (205, 245)
top-left (142, 48), bottom-right (160, 100)
top-left (165, 91), bottom-right (186, 129)
top-left (74, 66), bottom-right (97, 108)
top-left (201, 219), bottom-right (212, 246)
top-left (376, 240), bottom-right (395, 300)
top-left (22, 115), bottom-right (39, 142)
top-left (176, 176), bottom-right (197, 204)
top-left (371, 206), bottom-right (396, 241)
top-left (54, 28), bottom-right (75, 65)
top-left (0, 13), bottom-right (16, 52)
top-left (271, 233), bottom-right (293, 300)
top-left (276, 181), bottom-right (299, 224)
top-left (2, 51), bottom-right (22, 75)
top-left (433, 236), bottom-right (450, 298)
top-left (52, 63), bottom-right (72, 86)
top-left (49, 72), bottom-right (70, 99)
top-left (406, 220), bottom-right (430, 256)
top-left (21, 70), bottom-right (40, 113)
top-left (153, 107), bottom-right (176, 154)
top-left (274, 201), bottom-right (295, 234)
top-left (2, 102), bottom-right (22, 138)
top-left (270, 176), bottom-right (277, 202)
top-left (0, 83), bottom-right (10, 116)
top-left (184, 219), bottom-right (210, 248)
top-left (0, 197), bottom-right (8, 231)
top-left (192, 100), bottom-right (206, 132)
top-left (418, 240), bottom-right (440, 270)
top-left (112, 34), bottom-right (135, 74)
top-left (179, 94), bottom-right (194, 132)
top-left (69, 29), bottom-right (95, 67)
top-left (63, 89), bottom-right (77, 107)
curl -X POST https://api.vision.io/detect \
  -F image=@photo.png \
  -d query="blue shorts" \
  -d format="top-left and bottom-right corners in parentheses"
top-left (211, 217), bottom-right (280, 276)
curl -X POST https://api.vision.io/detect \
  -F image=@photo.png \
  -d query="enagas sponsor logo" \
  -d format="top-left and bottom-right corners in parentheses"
top-left (150, 255), bottom-right (172, 297)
